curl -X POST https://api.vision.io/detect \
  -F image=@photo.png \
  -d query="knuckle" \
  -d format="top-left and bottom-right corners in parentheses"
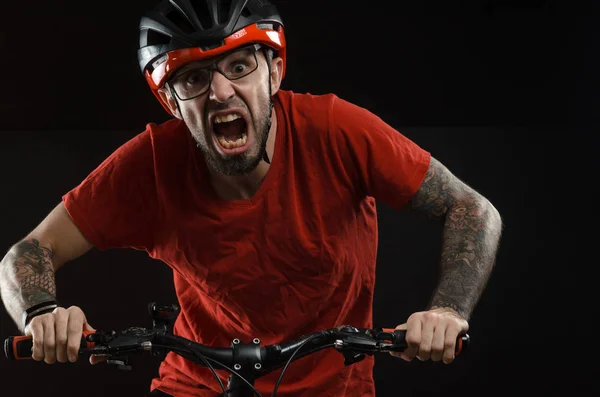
top-left (41, 311), bottom-right (55, 320)
top-left (29, 315), bottom-right (46, 327)
top-left (419, 347), bottom-right (431, 355)
top-left (67, 340), bottom-right (81, 352)
top-left (33, 338), bottom-right (44, 350)
top-left (31, 341), bottom-right (43, 354)
top-left (405, 334), bottom-right (420, 346)
top-left (66, 305), bottom-right (83, 315)
top-left (53, 306), bottom-right (67, 314)
top-left (68, 322), bottom-right (83, 333)
top-left (422, 311), bottom-right (437, 322)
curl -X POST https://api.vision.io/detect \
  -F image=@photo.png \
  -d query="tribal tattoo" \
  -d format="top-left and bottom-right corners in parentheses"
top-left (407, 156), bottom-right (502, 320)
top-left (0, 238), bottom-right (56, 316)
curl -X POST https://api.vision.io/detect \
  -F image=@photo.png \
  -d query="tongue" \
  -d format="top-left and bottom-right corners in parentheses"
top-left (214, 118), bottom-right (246, 140)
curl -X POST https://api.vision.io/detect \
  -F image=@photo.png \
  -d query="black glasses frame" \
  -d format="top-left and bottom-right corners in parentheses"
top-left (168, 44), bottom-right (263, 101)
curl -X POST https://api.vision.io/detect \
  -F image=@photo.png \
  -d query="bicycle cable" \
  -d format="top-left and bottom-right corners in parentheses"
top-left (271, 333), bottom-right (324, 397)
top-left (200, 354), bottom-right (263, 397)
top-left (156, 339), bottom-right (263, 397)
top-left (153, 342), bottom-right (230, 396)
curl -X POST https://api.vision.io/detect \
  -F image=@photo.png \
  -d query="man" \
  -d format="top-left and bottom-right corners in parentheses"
top-left (0, 0), bottom-right (503, 396)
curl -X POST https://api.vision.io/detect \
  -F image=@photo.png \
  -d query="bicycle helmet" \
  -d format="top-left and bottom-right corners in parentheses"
top-left (138, 0), bottom-right (286, 115)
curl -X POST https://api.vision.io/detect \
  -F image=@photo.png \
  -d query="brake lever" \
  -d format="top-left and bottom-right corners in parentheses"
top-left (333, 326), bottom-right (381, 366)
top-left (79, 327), bottom-right (155, 370)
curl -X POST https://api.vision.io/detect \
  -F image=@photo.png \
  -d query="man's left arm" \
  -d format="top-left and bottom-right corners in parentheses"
top-left (393, 155), bottom-right (503, 364)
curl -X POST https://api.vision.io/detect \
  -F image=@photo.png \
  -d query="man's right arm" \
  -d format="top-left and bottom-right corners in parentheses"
top-left (0, 201), bottom-right (93, 332)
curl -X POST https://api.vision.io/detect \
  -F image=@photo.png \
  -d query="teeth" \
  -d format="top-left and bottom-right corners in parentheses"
top-left (214, 113), bottom-right (241, 124)
top-left (217, 133), bottom-right (248, 149)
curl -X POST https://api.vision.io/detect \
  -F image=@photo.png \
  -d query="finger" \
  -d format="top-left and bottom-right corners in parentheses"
top-left (430, 325), bottom-right (446, 362)
top-left (83, 321), bottom-right (96, 333)
top-left (83, 322), bottom-right (105, 365)
top-left (417, 321), bottom-right (434, 361)
top-left (443, 327), bottom-right (461, 364)
top-left (54, 309), bottom-right (69, 363)
top-left (90, 354), bottom-right (108, 365)
top-left (389, 323), bottom-right (411, 361)
top-left (28, 319), bottom-right (45, 361)
top-left (43, 318), bottom-right (57, 364)
top-left (403, 317), bottom-right (422, 361)
top-left (66, 314), bottom-right (86, 363)
top-left (395, 323), bottom-right (408, 331)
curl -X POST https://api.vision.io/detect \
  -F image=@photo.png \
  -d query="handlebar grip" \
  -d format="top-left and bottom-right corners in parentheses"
top-left (381, 328), bottom-right (470, 355)
top-left (4, 330), bottom-right (97, 360)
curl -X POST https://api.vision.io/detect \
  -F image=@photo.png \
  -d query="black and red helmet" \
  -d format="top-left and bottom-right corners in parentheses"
top-left (137, 0), bottom-right (286, 115)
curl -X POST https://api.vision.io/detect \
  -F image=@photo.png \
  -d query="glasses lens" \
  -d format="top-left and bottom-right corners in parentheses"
top-left (217, 47), bottom-right (259, 81)
top-left (171, 68), bottom-right (211, 100)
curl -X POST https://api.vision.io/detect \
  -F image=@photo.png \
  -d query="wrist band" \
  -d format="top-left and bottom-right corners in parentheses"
top-left (22, 300), bottom-right (59, 331)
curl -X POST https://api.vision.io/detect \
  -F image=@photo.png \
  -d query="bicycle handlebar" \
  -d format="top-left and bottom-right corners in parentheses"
top-left (4, 303), bottom-right (470, 397)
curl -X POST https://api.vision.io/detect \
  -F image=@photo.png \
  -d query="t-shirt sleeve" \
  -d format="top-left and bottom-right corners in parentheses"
top-left (329, 96), bottom-right (431, 210)
top-left (62, 130), bottom-right (159, 251)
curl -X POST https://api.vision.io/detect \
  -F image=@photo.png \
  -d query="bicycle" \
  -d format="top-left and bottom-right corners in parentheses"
top-left (4, 302), bottom-right (470, 397)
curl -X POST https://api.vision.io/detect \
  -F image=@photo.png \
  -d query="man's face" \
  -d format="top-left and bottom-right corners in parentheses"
top-left (166, 46), bottom-right (274, 176)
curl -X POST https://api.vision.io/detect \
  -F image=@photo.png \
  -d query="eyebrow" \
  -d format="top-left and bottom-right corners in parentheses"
top-left (170, 62), bottom-right (210, 82)
top-left (171, 45), bottom-right (259, 80)
top-left (177, 61), bottom-right (211, 74)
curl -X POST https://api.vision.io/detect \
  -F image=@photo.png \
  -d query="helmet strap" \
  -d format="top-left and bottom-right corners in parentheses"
top-left (262, 53), bottom-right (273, 165)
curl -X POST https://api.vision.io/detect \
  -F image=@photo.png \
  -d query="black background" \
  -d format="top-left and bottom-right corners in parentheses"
top-left (0, 0), bottom-right (597, 396)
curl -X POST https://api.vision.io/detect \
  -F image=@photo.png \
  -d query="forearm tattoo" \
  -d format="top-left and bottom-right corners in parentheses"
top-left (0, 239), bottom-right (56, 320)
top-left (408, 157), bottom-right (502, 320)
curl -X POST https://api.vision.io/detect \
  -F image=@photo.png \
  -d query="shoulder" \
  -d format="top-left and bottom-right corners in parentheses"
top-left (122, 118), bottom-right (188, 160)
top-left (276, 90), bottom-right (384, 128)
top-left (144, 118), bottom-right (188, 147)
top-left (275, 89), bottom-right (339, 121)
top-left (87, 118), bottom-right (187, 179)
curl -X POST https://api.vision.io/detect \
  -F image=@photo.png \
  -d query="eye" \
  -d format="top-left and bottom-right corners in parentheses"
top-left (183, 70), bottom-right (209, 86)
top-left (230, 62), bottom-right (249, 76)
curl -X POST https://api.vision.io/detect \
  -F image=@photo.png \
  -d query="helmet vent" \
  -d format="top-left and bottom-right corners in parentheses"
top-left (217, 0), bottom-right (232, 24)
top-left (165, 8), bottom-right (195, 34)
top-left (146, 29), bottom-right (172, 46)
top-left (191, 1), bottom-right (213, 29)
top-left (249, 0), bottom-right (269, 8)
top-left (257, 22), bottom-right (274, 30)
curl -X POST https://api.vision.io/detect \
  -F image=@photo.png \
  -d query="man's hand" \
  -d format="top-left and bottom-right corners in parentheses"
top-left (24, 305), bottom-right (104, 365)
top-left (390, 307), bottom-right (469, 364)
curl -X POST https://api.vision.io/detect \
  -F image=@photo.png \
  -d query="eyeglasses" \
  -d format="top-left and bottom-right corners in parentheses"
top-left (168, 44), bottom-right (262, 101)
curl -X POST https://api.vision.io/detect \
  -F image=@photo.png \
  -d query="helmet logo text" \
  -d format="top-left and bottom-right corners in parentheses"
top-left (231, 29), bottom-right (247, 40)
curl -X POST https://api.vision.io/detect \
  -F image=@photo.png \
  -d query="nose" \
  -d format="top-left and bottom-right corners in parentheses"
top-left (208, 70), bottom-right (235, 103)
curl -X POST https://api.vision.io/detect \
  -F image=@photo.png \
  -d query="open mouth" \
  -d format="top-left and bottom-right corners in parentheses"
top-left (212, 113), bottom-right (250, 153)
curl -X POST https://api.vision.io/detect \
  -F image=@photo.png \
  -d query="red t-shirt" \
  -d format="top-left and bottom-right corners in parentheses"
top-left (62, 89), bottom-right (430, 396)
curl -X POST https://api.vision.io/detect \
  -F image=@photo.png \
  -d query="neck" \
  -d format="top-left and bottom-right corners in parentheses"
top-left (208, 111), bottom-right (277, 200)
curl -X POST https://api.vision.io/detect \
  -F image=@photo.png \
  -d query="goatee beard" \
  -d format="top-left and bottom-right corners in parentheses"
top-left (200, 141), bottom-right (265, 176)
top-left (198, 121), bottom-right (270, 177)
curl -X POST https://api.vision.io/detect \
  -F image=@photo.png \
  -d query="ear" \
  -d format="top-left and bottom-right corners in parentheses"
top-left (157, 85), bottom-right (182, 119)
top-left (269, 56), bottom-right (284, 95)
